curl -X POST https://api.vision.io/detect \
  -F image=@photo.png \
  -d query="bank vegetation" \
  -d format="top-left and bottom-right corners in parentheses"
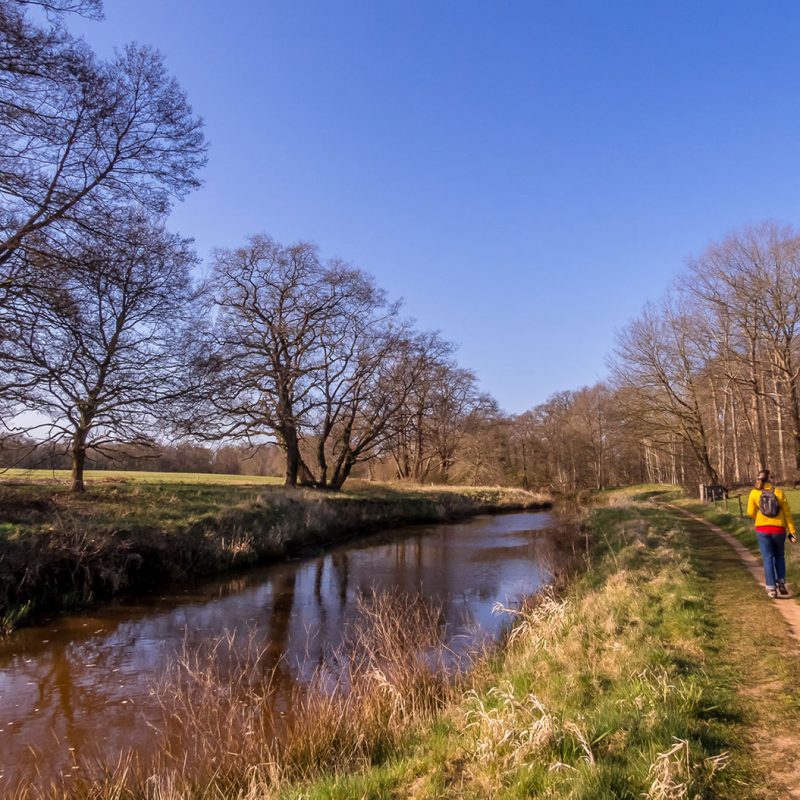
top-left (0, 478), bottom-right (549, 633)
top-left (11, 494), bottom-right (772, 800)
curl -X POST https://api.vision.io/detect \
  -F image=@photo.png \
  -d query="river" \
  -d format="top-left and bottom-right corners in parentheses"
top-left (0, 509), bottom-right (560, 790)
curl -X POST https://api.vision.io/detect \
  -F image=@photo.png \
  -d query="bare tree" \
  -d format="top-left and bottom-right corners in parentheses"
top-left (385, 334), bottom-right (463, 482)
top-left (425, 366), bottom-right (493, 483)
top-left (1, 210), bottom-right (201, 491)
top-left (200, 236), bottom-right (412, 489)
top-left (0, 0), bottom-right (206, 274)
top-left (325, 330), bottom-right (461, 489)
top-left (612, 298), bottom-right (719, 483)
top-left (203, 237), bottom-right (341, 487)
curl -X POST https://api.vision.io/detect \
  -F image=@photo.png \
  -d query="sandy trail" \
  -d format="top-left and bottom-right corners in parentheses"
top-left (670, 504), bottom-right (800, 643)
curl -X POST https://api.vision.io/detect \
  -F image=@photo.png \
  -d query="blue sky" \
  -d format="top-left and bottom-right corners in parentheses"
top-left (70, 1), bottom-right (800, 413)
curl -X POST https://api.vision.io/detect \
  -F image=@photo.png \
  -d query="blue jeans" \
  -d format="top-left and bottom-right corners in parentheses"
top-left (756, 532), bottom-right (787, 587)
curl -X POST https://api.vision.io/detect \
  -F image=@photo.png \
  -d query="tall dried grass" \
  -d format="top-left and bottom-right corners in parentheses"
top-left (9, 588), bottom-right (464, 800)
top-left (646, 738), bottom-right (730, 800)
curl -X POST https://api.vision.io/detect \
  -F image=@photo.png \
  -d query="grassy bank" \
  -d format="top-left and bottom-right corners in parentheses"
top-left (19, 493), bottom-right (797, 799)
top-left (0, 473), bottom-right (550, 632)
top-left (268, 502), bottom-right (757, 800)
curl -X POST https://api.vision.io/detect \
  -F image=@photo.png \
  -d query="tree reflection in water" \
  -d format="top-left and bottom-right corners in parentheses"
top-left (0, 510), bottom-right (558, 790)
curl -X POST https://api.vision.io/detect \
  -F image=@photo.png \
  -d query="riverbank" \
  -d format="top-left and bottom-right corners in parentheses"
top-left (18, 488), bottom-right (800, 799)
top-left (266, 493), bottom-right (798, 800)
top-left (0, 474), bottom-right (550, 633)
top-left (264, 498), bottom-right (762, 799)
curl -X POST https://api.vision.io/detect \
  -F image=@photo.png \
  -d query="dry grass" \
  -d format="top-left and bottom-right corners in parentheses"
top-left (385, 507), bottom-right (746, 799)
top-left (646, 738), bottom-right (730, 800)
top-left (10, 589), bottom-right (465, 799)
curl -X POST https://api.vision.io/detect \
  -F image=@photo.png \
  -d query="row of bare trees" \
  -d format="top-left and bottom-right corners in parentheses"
top-left (0, 0), bottom-right (626, 498)
top-left (1, 228), bottom-right (492, 490)
top-left (612, 222), bottom-right (800, 487)
top-left (183, 236), bottom-right (491, 489)
top-left (498, 222), bottom-right (800, 493)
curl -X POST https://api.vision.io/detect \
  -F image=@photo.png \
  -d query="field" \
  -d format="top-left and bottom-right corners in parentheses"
top-left (0, 468), bottom-right (284, 485)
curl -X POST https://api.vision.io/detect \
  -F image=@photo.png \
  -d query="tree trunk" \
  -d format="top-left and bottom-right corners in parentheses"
top-left (281, 425), bottom-right (302, 487)
top-left (789, 373), bottom-right (800, 471)
top-left (413, 408), bottom-right (425, 482)
top-left (772, 368), bottom-right (788, 476)
top-left (670, 435), bottom-right (677, 485)
top-left (521, 440), bottom-right (529, 490)
top-left (316, 437), bottom-right (328, 488)
top-left (71, 427), bottom-right (88, 493)
top-left (298, 458), bottom-right (317, 486)
top-left (329, 456), bottom-right (355, 490)
top-left (751, 354), bottom-right (768, 467)
top-left (709, 378), bottom-right (723, 479)
top-left (729, 383), bottom-right (741, 482)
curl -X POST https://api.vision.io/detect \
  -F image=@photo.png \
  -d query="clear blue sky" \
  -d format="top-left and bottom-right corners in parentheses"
top-left (70, 1), bottom-right (800, 413)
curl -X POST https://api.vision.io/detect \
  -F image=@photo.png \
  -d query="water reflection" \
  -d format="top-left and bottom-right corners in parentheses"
top-left (0, 511), bottom-right (557, 788)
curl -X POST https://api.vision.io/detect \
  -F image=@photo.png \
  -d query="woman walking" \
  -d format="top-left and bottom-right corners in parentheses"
top-left (747, 469), bottom-right (797, 598)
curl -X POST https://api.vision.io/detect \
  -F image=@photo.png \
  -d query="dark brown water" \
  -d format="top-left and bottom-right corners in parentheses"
top-left (0, 510), bottom-right (559, 789)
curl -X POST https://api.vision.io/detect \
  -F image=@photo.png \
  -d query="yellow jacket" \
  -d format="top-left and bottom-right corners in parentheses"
top-left (747, 483), bottom-right (796, 534)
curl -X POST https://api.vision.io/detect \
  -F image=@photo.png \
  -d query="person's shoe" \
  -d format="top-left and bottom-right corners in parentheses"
top-left (778, 581), bottom-right (790, 597)
top-left (767, 587), bottom-right (778, 598)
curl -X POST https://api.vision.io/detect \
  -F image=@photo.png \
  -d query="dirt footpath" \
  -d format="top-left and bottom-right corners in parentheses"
top-left (667, 505), bottom-right (800, 799)
top-left (672, 505), bottom-right (800, 643)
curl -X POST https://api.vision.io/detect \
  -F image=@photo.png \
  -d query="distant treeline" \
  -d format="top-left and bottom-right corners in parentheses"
top-left (0, 436), bottom-right (285, 477)
top-left (511, 222), bottom-right (800, 494)
top-left (610, 222), bottom-right (800, 489)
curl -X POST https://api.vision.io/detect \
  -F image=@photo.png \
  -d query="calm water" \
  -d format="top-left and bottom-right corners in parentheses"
top-left (0, 510), bottom-right (559, 788)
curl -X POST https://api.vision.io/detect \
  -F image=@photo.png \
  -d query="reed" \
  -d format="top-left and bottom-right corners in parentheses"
top-left (9, 589), bottom-right (466, 799)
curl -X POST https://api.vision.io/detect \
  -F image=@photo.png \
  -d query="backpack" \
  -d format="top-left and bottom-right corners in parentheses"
top-left (759, 487), bottom-right (780, 518)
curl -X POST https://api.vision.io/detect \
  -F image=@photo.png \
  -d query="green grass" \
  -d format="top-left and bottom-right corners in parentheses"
top-left (676, 506), bottom-right (800, 794)
top-left (0, 467), bottom-right (285, 485)
top-left (594, 483), bottom-right (685, 504)
top-left (0, 477), bottom-right (546, 540)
